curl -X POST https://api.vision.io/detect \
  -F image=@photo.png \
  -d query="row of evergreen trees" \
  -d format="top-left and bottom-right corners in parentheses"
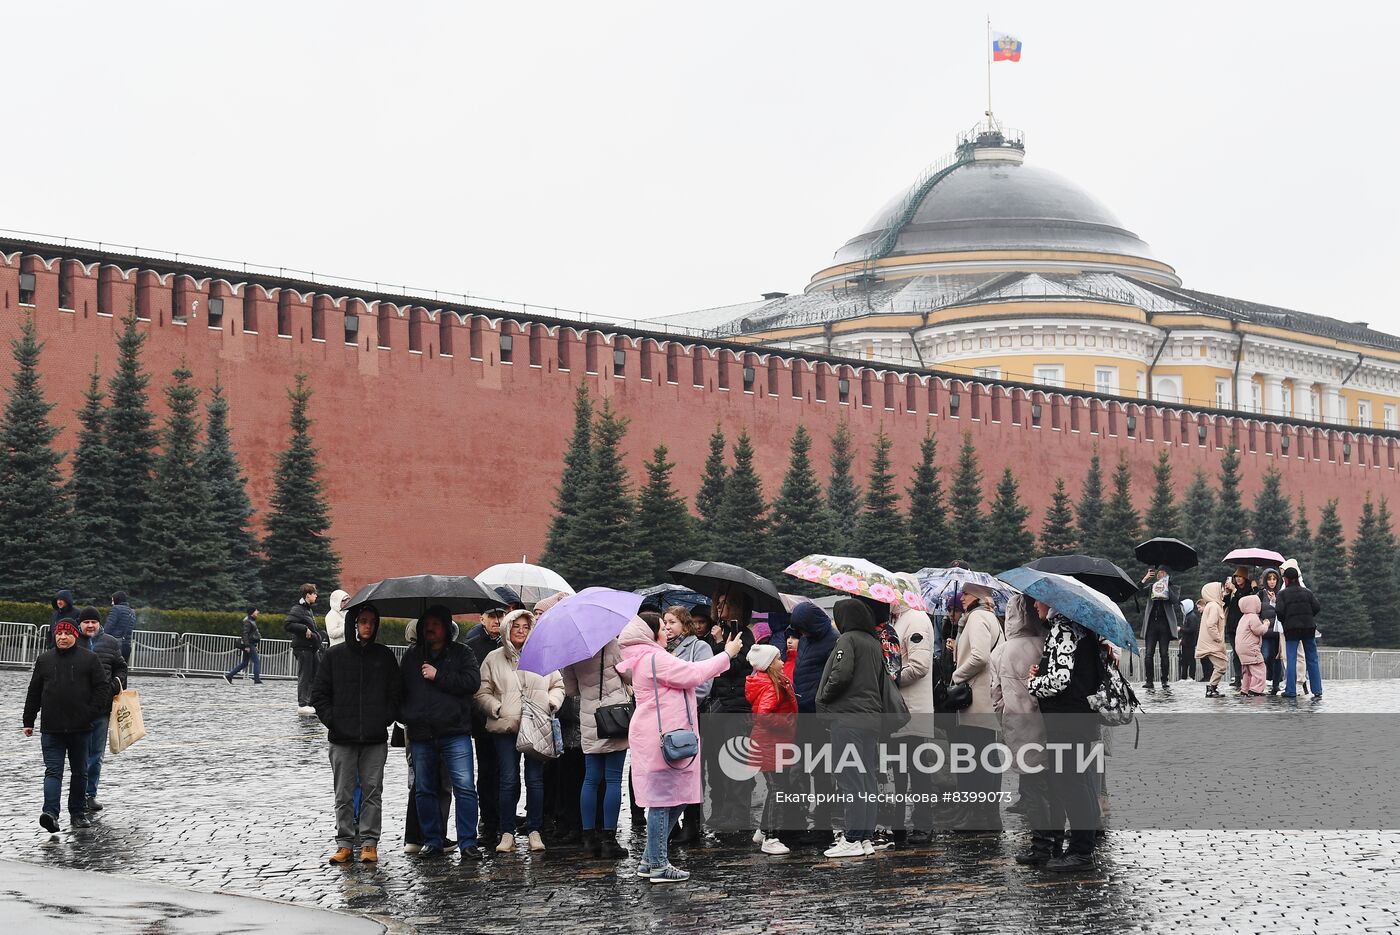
top-left (538, 386), bottom-right (1399, 647)
top-left (0, 312), bottom-right (341, 609)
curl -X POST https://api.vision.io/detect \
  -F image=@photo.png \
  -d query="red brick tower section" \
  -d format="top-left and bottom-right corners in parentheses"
top-left (3, 243), bottom-right (1397, 595)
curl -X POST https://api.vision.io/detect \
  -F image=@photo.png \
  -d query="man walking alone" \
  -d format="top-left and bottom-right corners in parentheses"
top-left (312, 602), bottom-right (400, 864)
top-left (23, 619), bottom-right (107, 832)
top-left (285, 584), bottom-right (321, 715)
top-left (225, 608), bottom-right (263, 684)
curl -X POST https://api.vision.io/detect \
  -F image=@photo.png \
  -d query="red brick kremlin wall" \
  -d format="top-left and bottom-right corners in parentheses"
top-left (3, 242), bottom-right (1398, 596)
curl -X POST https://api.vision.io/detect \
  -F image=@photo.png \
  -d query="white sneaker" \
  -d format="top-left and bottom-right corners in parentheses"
top-left (861, 839), bottom-right (875, 856)
top-left (751, 829), bottom-right (766, 845)
top-left (402, 843), bottom-right (422, 854)
top-left (297, 706), bottom-right (317, 716)
top-left (495, 833), bottom-right (515, 853)
top-left (528, 831), bottom-right (545, 851)
top-left (824, 838), bottom-right (864, 859)
top-left (760, 837), bottom-right (790, 856)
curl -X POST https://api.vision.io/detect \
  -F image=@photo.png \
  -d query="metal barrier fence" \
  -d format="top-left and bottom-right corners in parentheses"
top-left (5, 624), bottom-right (410, 680)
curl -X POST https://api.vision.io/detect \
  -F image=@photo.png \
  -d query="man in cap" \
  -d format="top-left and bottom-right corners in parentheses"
top-left (77, 607), bottom-right (128, 813)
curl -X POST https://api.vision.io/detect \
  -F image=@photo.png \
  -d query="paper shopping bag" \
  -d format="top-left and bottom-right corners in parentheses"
top-left (109, 688), bottom-right (147, 753)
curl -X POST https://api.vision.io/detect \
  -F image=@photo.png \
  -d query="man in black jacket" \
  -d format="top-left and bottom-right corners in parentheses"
top-left (400, 606), bottom-right (486, 860)
top-left (23, 620), bottom-right (108, 832)
top-left (1277, 567), bottom-right (1323, 699)
top-left (225, 608), bottom-right (263, 684)
top-left (465, 608), bottom-right (504, 847)
top-left (77, 607), bottom-right (127, 813)
top-left (312, 602), bottom-right (401, 864)
top-left (284, 583), bottom-right (321, 713)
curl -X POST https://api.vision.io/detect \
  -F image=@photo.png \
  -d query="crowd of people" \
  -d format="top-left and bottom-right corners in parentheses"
top-left (19, 557), bottom-right (1326, 884)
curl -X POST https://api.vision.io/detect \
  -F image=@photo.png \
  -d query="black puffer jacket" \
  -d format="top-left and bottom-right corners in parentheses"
top-left (1276, 585), bottom-right (1322, 640)
top-left (816, 600), bottom-right (887, 716)
top-left (284, 600), bottom-right (321, 650)
top-left (23, 644), bottom-right (109, 732)
top-left (400, 640), bottom-right (481, 740)
top-left (46, 590), bottom-right (79, 649)
top-left (705, 625), bottom-right (755, 713)
top-left (311, 616), bottom-right (401, 744)
top-left (81, 630), bottom-right (128, 707)
top-left (103, 602), bottom-right (138, 641)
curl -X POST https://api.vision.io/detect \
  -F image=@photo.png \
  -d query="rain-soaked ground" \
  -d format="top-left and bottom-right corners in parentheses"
top-left (2, 669), bottom-right (1399, 934)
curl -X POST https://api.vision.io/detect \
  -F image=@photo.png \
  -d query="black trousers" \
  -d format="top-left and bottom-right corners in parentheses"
top-left (950, 723), bottom-right (1001, 796)
top-left (1178, 635), bottom-right (1198, 680)
top-left (1031, 720), bottom-right (1100, 856)
top-left (1143, 623), bottom-right (1173, 686)
top-left (544, 747), bottom-right (585, 833)
top-left (294, 648), bottom-right (318, 706)
top-left (701, 713), bottom-right (755, 829)
top-left (474, 732), bottom-right (499, 838)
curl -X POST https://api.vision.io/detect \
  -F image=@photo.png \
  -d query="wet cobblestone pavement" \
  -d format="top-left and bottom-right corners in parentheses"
top-left (3, 669), bottom-right (1400, 934)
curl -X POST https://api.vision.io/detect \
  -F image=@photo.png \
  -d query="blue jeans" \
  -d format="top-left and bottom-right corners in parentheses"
top-left (644, 805), bottom-right (681, 868)
top-left (410, 735), bottom-right (478, 849)
top-left (493, 733), bottom-right (545, 833)
top-left (582, 750), bottom-right (626, 831)
top-left (86, 716), bottom-right (109, 799)
top-left (228, 648), bottom-right (261, 681)
top-left (41, 731), bottom-right (89, 817)
top-left (1285, 637), bottom-right (1323, 697)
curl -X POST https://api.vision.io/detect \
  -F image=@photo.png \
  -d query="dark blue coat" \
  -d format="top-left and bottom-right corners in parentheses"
top-left (791, 606), bottom-right (838, 714)
top-left (103, 602), bottom-right (138, 641)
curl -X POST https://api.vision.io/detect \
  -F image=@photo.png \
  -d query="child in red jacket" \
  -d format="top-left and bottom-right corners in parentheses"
top-left (745, 643), bottom-right (798, 855)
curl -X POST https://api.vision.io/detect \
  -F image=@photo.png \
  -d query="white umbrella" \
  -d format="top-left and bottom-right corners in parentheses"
top-left (476, 561), bottom-right (575, 605)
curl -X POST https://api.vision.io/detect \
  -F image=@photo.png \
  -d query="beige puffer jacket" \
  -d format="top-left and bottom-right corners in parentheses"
top-left (560, 639), bottom-right (631, 755)
top-left (1195, 582), bottom-right (1228, 658)
top-left (475, 615), bottom-right (565, 734)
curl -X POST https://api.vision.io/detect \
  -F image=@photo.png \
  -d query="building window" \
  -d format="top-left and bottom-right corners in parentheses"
top-left (1280, 387), bottom-right (1292, 417)
top-left (58, 263), bottom-right (74, 310)
top-left (1357, 400), bottom-right (1371, 428)
top-left (208, 298), bottom-right (225, 328)
top-left (1135, 371), bottom-right (1146, 397)
top-left (499, 333), bottom-right (513, 364)
top-left (18, 272), bottom-right (36, 305)
top-left (1307, 390), bottom-right (1319, 420)
top-left (742, 365), bottom-right (755, 393)
top-left (1034, 365), bottom-right (1064, 388)
top-left (1095, 367), bottom-right (1119, 397)
top-left (973, 366), bottom-right (1000, 380)
top-left (1152, 376), bottom-right (1182, 403)
top-left (838, 376), bottom-right (850, 404)
top-left (1338, 394), bottom-right (1348, 423)
top-left (1385, 405), bottom-right (1397, 431)
top-left (344, 313), bottom-right (359, 346)
top-left (613, 348), bottom-right (625, 376)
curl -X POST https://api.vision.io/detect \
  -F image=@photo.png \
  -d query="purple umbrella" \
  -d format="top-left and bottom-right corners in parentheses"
top-left (517, 587), bottom-right (644, 675)
top-left (1222, 548), bottom-right (1286, 568)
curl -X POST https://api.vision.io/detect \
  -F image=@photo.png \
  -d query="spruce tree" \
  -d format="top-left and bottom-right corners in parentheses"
top-left (1099, 454), bottom-right (1142, 574)
top-left (571, 402), bottom-right (651, 589)
top-left (694, 426), bottom-right (728, 559)
top-left (540, 385), bottom-right (593, 582)
top-left (981, 468), bottom-right (1034, 572)
top-left (262, 372), bottom-right (342, 603)
top-left (105, 308), bottom-right (157, 592)
top-left (907, 430), bottom-right (952, 569)
top-left (826, 421), bottom-right (862, 553)
top-left (852, 429), bottom-right (914, 572)
top-left (66, 369), bottom-right (121, 601)
top-left (0, 314), bottom-right (68, 601)
top-left (948, 433), bottom-right (984, 567)
top-left (202, 378), bottom-right (264, 606)
top-left (1075, 447), bottom-right (1105, 559)
top-left (770, 425), bottom-right (836, 590)
top-left (1178, 469), bottom-right (1217, 599)
top-left (636, 444), bottom-right (696, 582)
top-left (1311, 500), bottom-right (1368, 646)
top-left (1038, 478), bottom-right (1077, 557)
top-left (712, 430), bottom-right (770, 574)
top-left (141, 363), bottom-right (238, 609)
top-left (1144, 450), bottom-right (1180, 540)
top-left (1350, 498), bottom-right (1400, 647)
top-left (1292, 500), bottom-right (1313, 572)
top-left (1250, 467), bottom-right (1294, 556)
top-left (1210, 447), bottom-right (1251, 568)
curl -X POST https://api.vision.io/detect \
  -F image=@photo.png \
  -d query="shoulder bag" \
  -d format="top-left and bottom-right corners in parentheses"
top-left (594, 652), bottom-right (635, 739)
top-left (515, 674), bottom-right (563, 761)
top-left (652, 655), bottom-right (698, 767)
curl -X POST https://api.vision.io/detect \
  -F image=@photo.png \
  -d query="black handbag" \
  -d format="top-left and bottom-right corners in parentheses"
top-left (943, 681), bottom-right (973, 711)
top-left (594, 651), bottom-right (635, 739)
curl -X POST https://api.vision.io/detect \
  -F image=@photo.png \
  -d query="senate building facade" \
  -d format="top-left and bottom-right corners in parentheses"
top-left (659, 122), bottom-right (1400, 432)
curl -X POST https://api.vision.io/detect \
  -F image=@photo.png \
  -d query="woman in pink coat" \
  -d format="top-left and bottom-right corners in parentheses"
top-left (615, 613), bottom-right (742, 884)
top-left (1234, 594), bottom-right (1269, 697)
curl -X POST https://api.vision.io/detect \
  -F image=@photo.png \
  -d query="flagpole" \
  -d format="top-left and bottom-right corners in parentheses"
top-left (985, 17), bottom-right (993, 121)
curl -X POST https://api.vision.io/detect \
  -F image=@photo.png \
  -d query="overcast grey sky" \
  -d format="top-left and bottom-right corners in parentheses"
top-left (6, 2), bottom-right (1398, 333)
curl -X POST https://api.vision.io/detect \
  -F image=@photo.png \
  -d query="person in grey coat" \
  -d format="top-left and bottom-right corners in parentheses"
top-left (1138, 567), bottom-right (1181, 692)
top-left (990, 596), bottom-right (1050, 827)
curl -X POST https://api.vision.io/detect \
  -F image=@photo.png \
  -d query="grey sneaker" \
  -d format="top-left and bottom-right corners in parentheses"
top-left (649, 863), bottom-right (691, 884)
top-left (635, 860), bottom-right (654, 878)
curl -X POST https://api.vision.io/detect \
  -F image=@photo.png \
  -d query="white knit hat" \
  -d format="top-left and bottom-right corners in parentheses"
top-left (746, 643), bottom-right (780, 672)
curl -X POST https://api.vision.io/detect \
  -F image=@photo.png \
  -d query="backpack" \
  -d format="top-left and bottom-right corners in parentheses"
top-left (1088, 641), bottom-right (1141, 727)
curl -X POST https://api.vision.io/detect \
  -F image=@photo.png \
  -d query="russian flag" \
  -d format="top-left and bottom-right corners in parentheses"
top-left (992, 31), bottom-right (1022, 62)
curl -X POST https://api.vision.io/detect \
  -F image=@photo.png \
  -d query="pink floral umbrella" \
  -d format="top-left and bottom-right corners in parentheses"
top-left (782, 554), bottom-right (928, 612)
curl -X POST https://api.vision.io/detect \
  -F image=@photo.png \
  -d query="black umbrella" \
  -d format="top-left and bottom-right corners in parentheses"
top-left (1134, 537), bottom-right (1199, 572)
top-left (666, 560), bottom-right (786, 614)
top-left (1025, 555), bottom-right (1139, 602)
top-left (635, 583), bottom-right (712, 612)
top-left (345, 574), bottom-right (505, 619)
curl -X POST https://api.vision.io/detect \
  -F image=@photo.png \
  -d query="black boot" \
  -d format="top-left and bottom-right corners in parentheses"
top-left (581, 829), bottom-right (599, 857)
top-left (599, 834), bottom-right (629, 859)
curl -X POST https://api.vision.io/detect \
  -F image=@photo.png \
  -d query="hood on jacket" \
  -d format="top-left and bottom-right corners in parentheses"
top-left (328, 589), bottom-right (349, 612)
top-left (350, 602), bottom-right (381, 643)
top-left (834, 598), bottom-right (877, 634)
top-left (499, 609), bottom-right (536, 662)
top-left (1238, 594), bottom-right (1262, 615)
top-left (406, 616), bottom-right (459, 645)
top-left (1201, 582), bottom-right (1225, 606)
top-left (1181, 599), bottom-right (1196, 617)
top-left (614, 615), bottom-right (663, 676)
top-left (53, 589), bottom-right (76, 612)
top-left (856, 595), bottom-right (892, 626)
top-left (1004, 594), bottom-right (1048, 641)
top-left (533, 591), bottom-right (570, 616)
top-left (790, 602), bottom-right (834, 638)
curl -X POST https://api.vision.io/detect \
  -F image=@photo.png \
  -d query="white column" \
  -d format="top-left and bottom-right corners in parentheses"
top-left (1321, 384), bottom-right (1342, 424)
top-left (1235, 372), bottom-right (1255, 412)
top-left (1262, 374), bottom-right (1285, 417)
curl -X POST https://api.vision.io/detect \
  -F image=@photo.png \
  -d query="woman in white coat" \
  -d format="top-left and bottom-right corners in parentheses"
top-left (889, 577), bottom-right (937, 842)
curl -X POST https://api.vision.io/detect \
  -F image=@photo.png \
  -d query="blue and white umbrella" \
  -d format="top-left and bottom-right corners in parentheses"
top-left (916, 567), bottom-right (1015, 616)
top-left (997, 566), bottom-right (1139, 655)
